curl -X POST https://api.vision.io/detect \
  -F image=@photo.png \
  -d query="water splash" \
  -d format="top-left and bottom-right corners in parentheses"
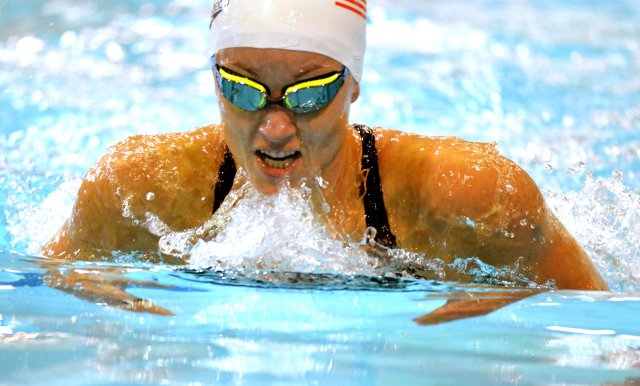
top-left (8, 171), bottom-right (628, 291)
top-left (4, 174), bottom-right (81, 254)
top-left (447, 256), bottom-right (557, 289)
top-left (4, 162), bottom-right (637, 292)
top-left (547, 332), bottom-right (640, 370)
top-left (159, 181), bottom-right (379, 276)
top-left (547, 173), bottom-right (640, 292)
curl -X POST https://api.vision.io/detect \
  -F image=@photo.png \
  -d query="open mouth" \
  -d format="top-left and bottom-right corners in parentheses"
top-left (255, 149), bottom-right (302, 169)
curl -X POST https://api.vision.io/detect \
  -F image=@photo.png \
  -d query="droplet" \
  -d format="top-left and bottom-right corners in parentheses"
top-left (567, 161), bottom-right (585, 175)
top-left (315, 176), bottom-right (328, 188)
top-left (146, 192), bottom-right (155, 201)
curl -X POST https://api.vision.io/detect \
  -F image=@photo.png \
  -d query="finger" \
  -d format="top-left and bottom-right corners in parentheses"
top-left (121, 297), bottom-right (175, 316)
top-left (42, 268), bottom-right (175, 316)
top-left (70, 277), bottom-right (175, 316)
top-left (413, 289), bottom-right (541, 325)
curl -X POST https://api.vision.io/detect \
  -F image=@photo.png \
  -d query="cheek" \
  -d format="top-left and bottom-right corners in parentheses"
top-left (220, 103), bottom-right (258, 162)
top-left (299, 90), bottom-right (352, 150)
top-left (219, 97), bottom-right (252, 134)
top-left (298, 110), bottom-right (350, 172)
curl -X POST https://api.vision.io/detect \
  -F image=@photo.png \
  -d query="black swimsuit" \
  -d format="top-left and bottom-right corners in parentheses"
top-left (212, 124), bottom-right (397, 248)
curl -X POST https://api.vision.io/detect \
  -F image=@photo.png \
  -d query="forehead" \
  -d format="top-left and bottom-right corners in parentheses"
top-left (216, 47), bottom-right (342, 80)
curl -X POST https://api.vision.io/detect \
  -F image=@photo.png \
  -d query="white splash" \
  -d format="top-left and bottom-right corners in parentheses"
top-left (7, 178), bottom-right (81, 255)
top-left (10, 170), bottom-right (640, 292)
top-left (547, 173), bottom-right (640, 292)
top-left (547, 332), bottom-right (640, 369)
top-left (160, 182), bottom-right (378, 275)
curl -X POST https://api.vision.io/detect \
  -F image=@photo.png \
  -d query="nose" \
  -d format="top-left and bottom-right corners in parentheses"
top-left (258, 107), bottom-right (297, 146)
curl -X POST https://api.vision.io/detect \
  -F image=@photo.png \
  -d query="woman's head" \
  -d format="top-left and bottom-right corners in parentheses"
top-left (214, 48), bottom-right (360, 194)
top-left (209, 0), bottom-right (367, 194)
top-left (209, 0), bottom-right (367, 82)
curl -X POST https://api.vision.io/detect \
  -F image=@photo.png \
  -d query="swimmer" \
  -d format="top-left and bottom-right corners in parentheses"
top-left (42, 0), bottom-right (607, 321)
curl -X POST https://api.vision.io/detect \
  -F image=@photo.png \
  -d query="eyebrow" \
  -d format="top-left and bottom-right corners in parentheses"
top-left (296, 64), bottom-right (337, 78)
top-left (220, 62), bottom-right (260, 79)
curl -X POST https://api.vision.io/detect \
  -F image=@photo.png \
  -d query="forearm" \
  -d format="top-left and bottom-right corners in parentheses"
top-left (531, 212), bottom-right (608, 290)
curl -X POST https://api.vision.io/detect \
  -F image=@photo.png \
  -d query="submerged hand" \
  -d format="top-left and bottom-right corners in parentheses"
top-left (37, 259), bottom-right (175, 315)
top-left (413, 288), bottom-right (543, 325)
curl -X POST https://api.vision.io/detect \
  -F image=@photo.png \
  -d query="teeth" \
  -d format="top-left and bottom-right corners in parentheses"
top-left (261, 150), bottom-right (297, 159)
top-left (263, 157), bottom-right (293, 169)
top-left (257, 149), bottom-right (300, 169)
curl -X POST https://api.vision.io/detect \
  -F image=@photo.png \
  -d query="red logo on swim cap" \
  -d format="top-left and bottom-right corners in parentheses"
top-left (335, 0), bottom-right (366, 20)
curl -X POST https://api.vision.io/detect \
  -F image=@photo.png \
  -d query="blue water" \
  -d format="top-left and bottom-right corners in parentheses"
top-left (2, 0), bottom-right (640, 385)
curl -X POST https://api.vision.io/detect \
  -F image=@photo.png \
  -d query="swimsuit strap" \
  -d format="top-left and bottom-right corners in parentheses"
top-left (212, 146), bottom-right (237, 214)
top-left (355, 124), bottom-right (398, 248)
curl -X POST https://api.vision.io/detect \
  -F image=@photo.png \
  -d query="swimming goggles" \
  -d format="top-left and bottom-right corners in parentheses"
top-left (212, 62), bottom-right (348, 114)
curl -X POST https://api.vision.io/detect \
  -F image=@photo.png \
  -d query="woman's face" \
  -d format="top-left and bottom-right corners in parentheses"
top-left (215, 48), bottom-right (360, 194)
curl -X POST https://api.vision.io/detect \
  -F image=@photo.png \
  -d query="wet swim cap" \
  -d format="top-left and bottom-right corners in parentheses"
top-left (209, 0), bottom-right (367, 82)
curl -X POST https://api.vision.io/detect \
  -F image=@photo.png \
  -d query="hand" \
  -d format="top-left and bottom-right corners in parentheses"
top-left (413, 287), bottom-right (543, 325)
top-left (36, 258), bottom-right (175, 315)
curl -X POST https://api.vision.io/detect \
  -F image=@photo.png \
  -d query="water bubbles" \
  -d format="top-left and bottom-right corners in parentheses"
top-left (567, 161), bottom-right (585, 175)
top-left (447, 256), bottom-right (555, 288)
top-left (5, 177), bottom-right (82, 254)
top-left (314, 176), bottom-right (328, 189)
top-left (121, 195), bottom-right (170, 237)
top-left (547, 174), bottom-right (640, 292)
top-left (502, 230), bottom-right (515, 239)
top-left (159, 182), bottom-right (377, 275)
top-left (145, 192), bottom-right (155, 201)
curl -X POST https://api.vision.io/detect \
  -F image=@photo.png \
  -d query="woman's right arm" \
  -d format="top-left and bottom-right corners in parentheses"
top-left (42, 125), bottom-right (227, 262)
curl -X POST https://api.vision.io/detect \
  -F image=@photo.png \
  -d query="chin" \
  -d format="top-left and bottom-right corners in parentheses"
top-left (254, 182), bottom-right (280, 195)
top-left (251, 177), bottom-right (289, 195)
top-left (251, 175), bottom-right (308, 195)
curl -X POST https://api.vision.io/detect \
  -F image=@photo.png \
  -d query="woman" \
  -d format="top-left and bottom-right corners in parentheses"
top-left (43, 0), bottom-right (607, 318)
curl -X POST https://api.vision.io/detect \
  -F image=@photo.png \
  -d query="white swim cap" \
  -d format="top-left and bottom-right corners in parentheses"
top-left (209, 0), bottom-right (367, 82)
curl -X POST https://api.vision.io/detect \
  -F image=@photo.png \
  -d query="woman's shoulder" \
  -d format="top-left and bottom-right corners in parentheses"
top-left (80, 124), bottom-right (228, 229)
top-left (371, 126), bottom-right (523, 178)
top-left (107, 124), bottom-right (225, 161)
top-left (371, 126), bottom-right (493, 157)
top-left (90, 125), bottom-right (225, 180)
top-left (371, 126), bottom-right (543, 225)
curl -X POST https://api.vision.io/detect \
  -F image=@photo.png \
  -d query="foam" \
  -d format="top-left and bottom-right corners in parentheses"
top-left (547, 173), bottom-right (640, 292)
top-left (161, 179), bottom-right (378, 275)
top-left (8, 170), bottom-right (639, 292)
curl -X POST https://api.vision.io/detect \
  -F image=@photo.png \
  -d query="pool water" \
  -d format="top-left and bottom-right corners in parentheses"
top-left (1, 0), bottom-right (640, 384)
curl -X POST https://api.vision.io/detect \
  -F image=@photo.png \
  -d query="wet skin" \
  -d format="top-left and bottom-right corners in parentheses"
top-left (42, 48), bottom-right (607, 319)
top-left (215, 48), bottom-right (361, 195)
